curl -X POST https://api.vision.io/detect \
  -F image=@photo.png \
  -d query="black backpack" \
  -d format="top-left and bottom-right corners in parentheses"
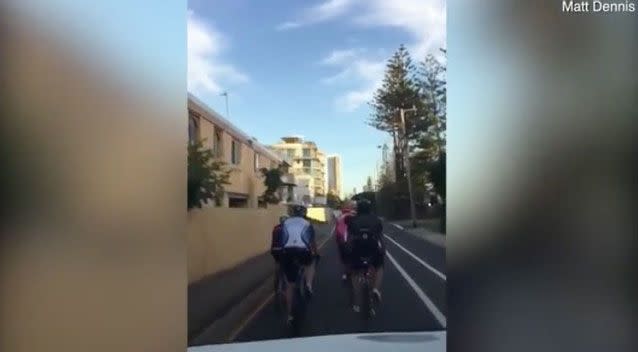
top-left (348, 215), bottom-right (381, 245)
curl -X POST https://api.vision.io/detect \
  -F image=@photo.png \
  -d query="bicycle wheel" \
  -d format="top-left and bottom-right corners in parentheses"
top-left (289, 266), bottom-right (305, 336)
top-left (361, 276), bottom-right (370, 320)
top-left (274, 270), bottom-right (286, 313)
top-left (366, 268), bottom-right (376, 318)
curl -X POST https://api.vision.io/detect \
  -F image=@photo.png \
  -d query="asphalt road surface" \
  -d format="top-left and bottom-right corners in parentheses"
top-left (233, 221), bottom-right (446, 342)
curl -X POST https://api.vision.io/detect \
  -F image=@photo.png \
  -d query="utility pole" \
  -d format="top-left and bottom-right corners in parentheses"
top-left (399, 106), bottom-right (418, 228)
top-left (374, 160), bottom-right (380, 191)
top-left (220, 91), bottom-right (229, 118)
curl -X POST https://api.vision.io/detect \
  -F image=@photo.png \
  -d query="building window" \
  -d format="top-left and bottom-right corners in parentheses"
top-left (188, 114), bottom-right (199, 144)
top-left (302, 148), bottom-right (311, 157)
top-left (287, 149), bottom-right (296, 158)
top-left (254, 152), bottom-right (259, 172)
top-left (302, 160), bottom-right (311, 168)
top-left (271, 161), bottom-right (277, 169)
top-left (213, 127), bottom-right (223, 158)
top-left (231, 140), bottom-right (241, 165)
top-left (228, 195), bottom-right (248, 208)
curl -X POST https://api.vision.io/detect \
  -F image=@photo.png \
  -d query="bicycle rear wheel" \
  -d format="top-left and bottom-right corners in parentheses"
top-left (361, 277), bottom-right (371, 320)
top-left (274, 270), bottom-right (286, 313)
top-left (289, 266), bottom-right (306, 336)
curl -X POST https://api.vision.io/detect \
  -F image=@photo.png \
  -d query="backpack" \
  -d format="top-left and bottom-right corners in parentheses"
top-left (347, 215), bottom-right (381, 247)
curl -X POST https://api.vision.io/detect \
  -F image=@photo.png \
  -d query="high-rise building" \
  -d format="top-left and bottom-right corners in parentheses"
top-left (269, 136), bottom-right (327, 203)
top-left (327, 155), bottom-right (342, 198)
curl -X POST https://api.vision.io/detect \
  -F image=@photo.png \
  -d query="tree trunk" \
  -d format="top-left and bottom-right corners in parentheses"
top-left (391, 128), bottom-right (406, 184)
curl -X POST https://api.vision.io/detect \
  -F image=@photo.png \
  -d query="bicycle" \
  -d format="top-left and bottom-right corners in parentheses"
top-left (277, 252), bottom-right (320, 336)
top-left (352, 255), bottom-right (377, 320)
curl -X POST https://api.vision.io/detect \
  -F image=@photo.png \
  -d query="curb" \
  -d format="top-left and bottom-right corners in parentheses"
top-left (189, 229), bottom-right (334, 346)
top-left (189, 272), bottom-right (276, 346)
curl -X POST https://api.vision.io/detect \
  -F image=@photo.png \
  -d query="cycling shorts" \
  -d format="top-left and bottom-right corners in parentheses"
top-left (280, 247), bottom-right (313, 282)
top-left (349, 238), bottom-right (384, 269)
top-left (270, 248), bottom-right (283, 263)
top-left (337, 241), bottom-right (351, 265)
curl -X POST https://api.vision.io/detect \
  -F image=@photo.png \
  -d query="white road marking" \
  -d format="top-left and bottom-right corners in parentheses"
top-left (386, 251), bottom-right (447, 328)
top-left (393, 223), bottom-right (405, 230)
top-left (384, 234), bottom-right (446, 281)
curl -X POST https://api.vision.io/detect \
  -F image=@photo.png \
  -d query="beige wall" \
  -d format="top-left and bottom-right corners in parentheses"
top-left (306, 206), bottom-right (330, 223)
top-left (187, 205), bottom-right (287, 283)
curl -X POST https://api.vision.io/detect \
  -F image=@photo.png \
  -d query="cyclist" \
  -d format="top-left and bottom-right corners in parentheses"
top-left (334, 200), bottom-right (356, 281)
top-left (280, 204), bottom-right (317, 324)
top-left (270, 215), bottom-right (289, 276)
top-left (345, 199), bottom-right (385, 312)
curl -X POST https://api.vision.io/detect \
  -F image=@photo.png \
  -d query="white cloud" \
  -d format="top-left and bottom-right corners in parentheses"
top-left (319, 48), bottom-right (385, 111)
top-left (313, 0), bottom-right (356, 20)
top-left (323, 58), bottom-right (384, 85)
top-left (279, 0), bottom-right (446, 58)
top-left (320, 48), bottom-right (365, 66)
top-left (295, 0), bottom-right (446, 111)
top-left (353, 0), bottom-right (446, 59)
top-left (337, 84), bottom-right (379, 112)
top-left (326, 55), bottom-right (383, 110)
top-left (276, 21), bottom-right (302, 31)
top-left (188, 10), bottom-right (248, 95)
top-left (276, 0), bottom-right (358, 30)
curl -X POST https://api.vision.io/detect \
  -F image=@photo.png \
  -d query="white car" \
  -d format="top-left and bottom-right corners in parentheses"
top-left (188, 331), bottom-right (446, 352)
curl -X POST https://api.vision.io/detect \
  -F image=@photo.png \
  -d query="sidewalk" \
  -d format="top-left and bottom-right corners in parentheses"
top-left (392, 219), bottom-right (446, 248)
top-left (188, 221), bottom-right (333, 346)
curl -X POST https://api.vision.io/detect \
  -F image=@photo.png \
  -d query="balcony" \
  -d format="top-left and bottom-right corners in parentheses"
top-left (296, 155), bottom-right (319, 160)
top-left (280, 174), bottom-right (296, 185)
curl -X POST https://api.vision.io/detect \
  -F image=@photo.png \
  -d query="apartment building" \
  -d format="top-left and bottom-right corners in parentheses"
top-left (270, 136), bottom-right (327, 204)
top-left (188, 93), bottom-right (294, 208)
top-left (327, 155), bottom-right (342, 198)
top-left (316, 150), bottom-right (327, 196)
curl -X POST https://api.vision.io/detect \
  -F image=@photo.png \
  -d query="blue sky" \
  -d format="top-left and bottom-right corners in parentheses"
top-left (188, 0), bottom-right (446, 196)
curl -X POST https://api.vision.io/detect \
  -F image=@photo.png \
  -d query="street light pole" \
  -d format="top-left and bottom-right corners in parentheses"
top-left (220, 91), bottom-right (229, 118)
top-left (399, 106), bottom-right (418, 229)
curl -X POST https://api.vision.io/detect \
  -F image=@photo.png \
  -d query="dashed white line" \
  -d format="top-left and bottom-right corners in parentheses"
top-left (386, 251), bottom-right (447, 328)
top-left (384, 234), bottom-right (446, 281)
top-left (393, 223), bottom-right (405, 230)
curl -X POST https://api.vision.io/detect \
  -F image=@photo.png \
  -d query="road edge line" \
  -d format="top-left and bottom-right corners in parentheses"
top-left (384, 234), bottom-right (446, 281)
top-left (386, 251), bottom-right (447, 328)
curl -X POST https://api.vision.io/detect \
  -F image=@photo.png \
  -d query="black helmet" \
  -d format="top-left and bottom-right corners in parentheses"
top-left (290, 204), bottom-right (307, 217)
top-left (356, 199), bottom-right (372, 214)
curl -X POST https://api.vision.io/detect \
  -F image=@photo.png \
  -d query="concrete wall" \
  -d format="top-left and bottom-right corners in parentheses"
top-left (187, 205), bottom-right (287, 284)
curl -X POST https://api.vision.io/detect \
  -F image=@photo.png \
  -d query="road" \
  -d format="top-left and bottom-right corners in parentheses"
top-left (232, 221), bottom-right (446, 342)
